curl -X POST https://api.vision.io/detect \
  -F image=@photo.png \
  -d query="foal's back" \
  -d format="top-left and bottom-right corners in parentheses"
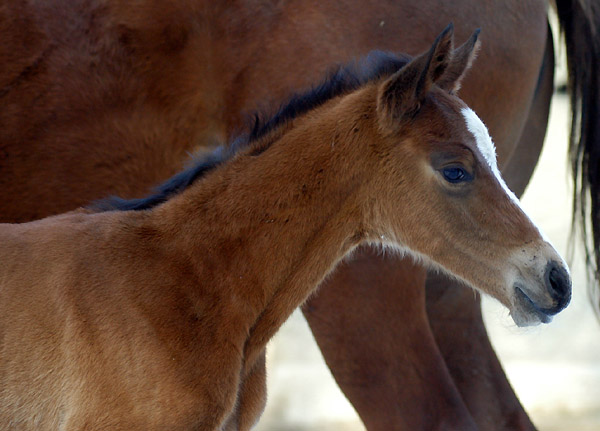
top-left (0, 211), bottom-right (243, 430)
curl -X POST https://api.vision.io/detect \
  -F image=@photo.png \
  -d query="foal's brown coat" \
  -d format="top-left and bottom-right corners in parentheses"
top-left (0, 30), bottom-right (568, 430)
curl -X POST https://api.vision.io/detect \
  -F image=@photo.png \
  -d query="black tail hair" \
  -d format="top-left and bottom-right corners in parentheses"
top-left (556, 0), bottom-right (600, 312)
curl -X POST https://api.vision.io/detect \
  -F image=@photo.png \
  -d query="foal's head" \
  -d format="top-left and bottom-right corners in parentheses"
top-left (367, 25), bottom-right (571, 326)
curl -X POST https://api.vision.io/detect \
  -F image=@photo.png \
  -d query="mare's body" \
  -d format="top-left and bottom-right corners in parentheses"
top-left (0, 0), bottom-right (547, 220)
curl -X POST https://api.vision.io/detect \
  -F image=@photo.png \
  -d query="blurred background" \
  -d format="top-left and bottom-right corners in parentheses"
top-left (254, 91), bottom-right (600, 430)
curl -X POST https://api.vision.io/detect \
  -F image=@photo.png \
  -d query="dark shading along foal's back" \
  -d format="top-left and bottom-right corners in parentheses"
top-left (0, 29), bottom-right (571, 430)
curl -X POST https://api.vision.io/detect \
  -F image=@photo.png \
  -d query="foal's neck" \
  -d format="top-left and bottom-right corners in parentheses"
top-left (153, 90), bottom-right (378, 367)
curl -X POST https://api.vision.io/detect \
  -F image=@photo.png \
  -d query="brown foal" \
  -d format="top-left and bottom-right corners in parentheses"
top-left (0, 29), bottom-right (571, 430)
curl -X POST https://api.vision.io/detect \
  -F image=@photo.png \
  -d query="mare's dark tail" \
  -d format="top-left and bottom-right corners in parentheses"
top-left (555, 0), bottom-right (600, 312)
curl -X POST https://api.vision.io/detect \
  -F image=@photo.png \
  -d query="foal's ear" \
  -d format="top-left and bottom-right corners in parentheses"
top-left (377, 24), bottom-right (454, 129)
top-left (437, 29), bottom-right (481, 93)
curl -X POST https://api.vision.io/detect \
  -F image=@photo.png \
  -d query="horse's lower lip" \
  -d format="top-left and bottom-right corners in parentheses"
top-left (514, 286), bottom-right (553, 323)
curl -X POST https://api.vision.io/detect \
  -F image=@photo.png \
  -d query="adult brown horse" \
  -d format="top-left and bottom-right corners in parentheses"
top-left (0, 29), bottom-right (572, 430)
top-left (0, 0), bottom-right (598, 430)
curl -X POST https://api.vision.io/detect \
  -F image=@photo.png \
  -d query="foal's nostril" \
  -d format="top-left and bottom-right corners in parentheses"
top-left (545, 261), bottom-right (572, 310)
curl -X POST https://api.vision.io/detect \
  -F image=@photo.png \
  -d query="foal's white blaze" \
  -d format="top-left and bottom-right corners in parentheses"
top-left (461, 107), bottom-right (523, 207)
top-left (461, 107), bottom-right (571, 325)
top-left (461, 108), bottom-right (558, 247)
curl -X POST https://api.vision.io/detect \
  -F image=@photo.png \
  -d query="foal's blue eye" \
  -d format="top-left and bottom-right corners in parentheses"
top-left (442, 167), bottom-right (470, 183)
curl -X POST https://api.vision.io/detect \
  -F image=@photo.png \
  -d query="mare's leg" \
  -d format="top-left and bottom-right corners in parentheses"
top-left (424, 28), bottom-right (555, 431)
top-left (302, 247), bottom-right (479, 431)
top-left (425, 279), bottom-right (536, 431)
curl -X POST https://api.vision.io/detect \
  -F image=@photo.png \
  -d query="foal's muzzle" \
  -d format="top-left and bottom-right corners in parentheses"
top-left (515, 260), bottom-right (572, 324)
top-left (544, 261), bottom-right (572, 313)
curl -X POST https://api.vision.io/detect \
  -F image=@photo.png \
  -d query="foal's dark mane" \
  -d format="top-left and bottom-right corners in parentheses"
top-left (93, 51), bottom-right (410, 212)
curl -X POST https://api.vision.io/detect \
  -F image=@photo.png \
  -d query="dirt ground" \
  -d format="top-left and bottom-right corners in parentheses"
top-left (254, 93), bottom-right (600, 430)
